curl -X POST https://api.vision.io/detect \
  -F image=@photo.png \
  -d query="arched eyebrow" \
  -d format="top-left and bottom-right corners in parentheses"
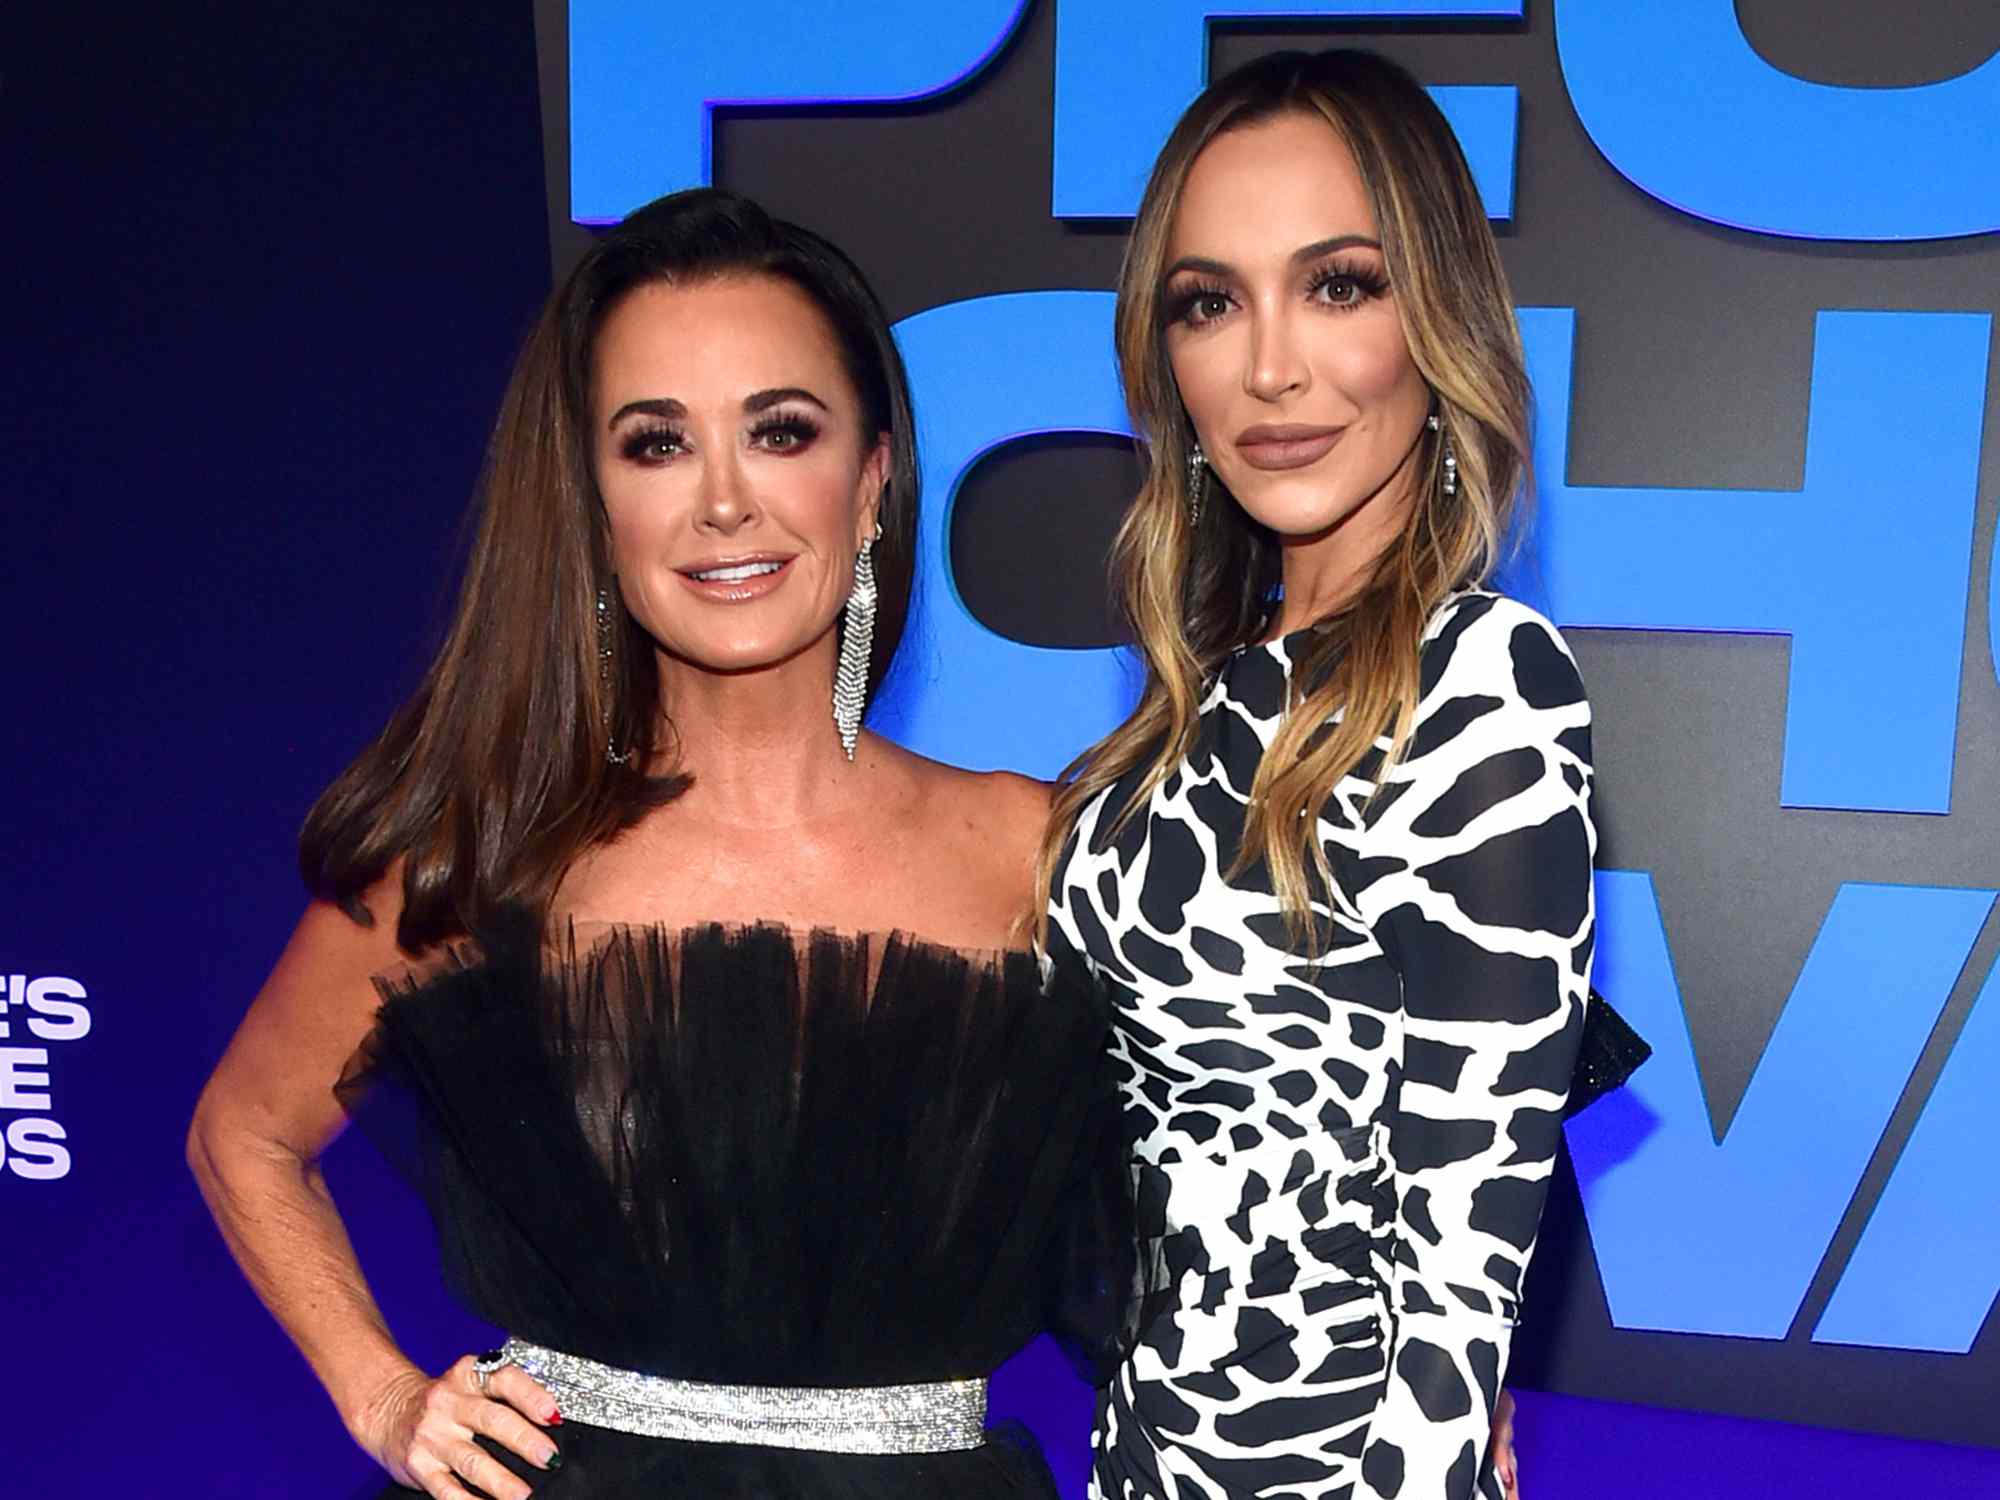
top-left (743, 386), bottom-right (829, 414)
top-left (606, 397), bottom-right (684, 428)
top-left (1162, 233), bottom-right (1383, 281)
top-left (606, 387), bottom-right (829, 428)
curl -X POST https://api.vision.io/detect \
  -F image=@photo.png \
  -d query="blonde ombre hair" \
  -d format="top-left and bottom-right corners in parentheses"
top-left (1039, 49), bottom-right (1532, 946)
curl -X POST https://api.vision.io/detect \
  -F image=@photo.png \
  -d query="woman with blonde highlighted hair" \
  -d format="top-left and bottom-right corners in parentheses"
top-left (1043, 49), bottom-right (1597, 1500)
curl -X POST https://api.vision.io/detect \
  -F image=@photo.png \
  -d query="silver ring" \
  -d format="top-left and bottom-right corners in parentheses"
top-left (470, 1348), bottom-right (511, 1395)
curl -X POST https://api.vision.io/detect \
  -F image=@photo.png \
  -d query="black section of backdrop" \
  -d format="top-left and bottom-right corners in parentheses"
top-left (3, 5), bottom-right (547, 1494)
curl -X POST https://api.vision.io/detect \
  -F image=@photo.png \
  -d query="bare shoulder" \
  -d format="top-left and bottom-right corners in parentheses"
top-left (959, 765), bottom-right (1055, 840)
top-left (278, 861), bottom-right (428, 982)
top-left (871, 741), bottom-right (1052, 866)
top-left (848, 742), bottom-right (1053, 946)
top-left (926, 761), bottom-right (1050, 843)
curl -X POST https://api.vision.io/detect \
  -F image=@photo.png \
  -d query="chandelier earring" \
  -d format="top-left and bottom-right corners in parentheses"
top-left (1186, 439), bottom-right (1208, 529)
top-left (832, 523), bottom-right (881, 762)
top-left (596, 584), bottom-right (632, 767)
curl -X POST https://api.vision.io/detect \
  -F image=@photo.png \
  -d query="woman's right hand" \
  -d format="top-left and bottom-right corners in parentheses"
top-left (356, 1355), bottom-right (563, 1499)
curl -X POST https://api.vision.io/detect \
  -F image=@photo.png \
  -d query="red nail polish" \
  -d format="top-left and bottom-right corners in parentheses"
top-left (548, 1409), bottom-right (563, 1426)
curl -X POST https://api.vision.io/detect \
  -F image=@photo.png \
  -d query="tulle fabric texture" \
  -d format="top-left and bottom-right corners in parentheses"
top-left (337, 913), bottom-right (1134, 1497)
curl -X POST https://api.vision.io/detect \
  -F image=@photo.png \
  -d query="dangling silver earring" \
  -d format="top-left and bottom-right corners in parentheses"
top-left (1187, 440), bottom-right (1207, 529)
top-left (1427, 412), bottom-right (1458, 497)
top-left (597, 584), bottom-right (632, 767)
top-left (833, 526), bottom-right (880, 762)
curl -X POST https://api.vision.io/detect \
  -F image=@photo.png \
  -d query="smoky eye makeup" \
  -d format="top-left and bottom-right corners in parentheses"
top-left (610, 408), bottom-right (827, 465)
top-left (1163, 277), bottom-right (1236, 328)
top-left (747, 409), bottom-right (823, 452)
top-left (1161, 252), bottom-right (1390, 328)
top-left (1303, 256), bottom-right (1391, 309)
top-left (617, 421), bottom-right (685, 463)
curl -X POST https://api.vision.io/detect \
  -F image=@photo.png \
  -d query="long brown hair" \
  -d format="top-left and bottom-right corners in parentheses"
top-left (302, 189), bottom-right (920, 952)
top-left (1041, 49), bottom-right (1531, 942)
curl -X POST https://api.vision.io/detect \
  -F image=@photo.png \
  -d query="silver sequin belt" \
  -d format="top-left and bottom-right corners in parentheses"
top-left (497, 1337), bottom-right (989, 1455)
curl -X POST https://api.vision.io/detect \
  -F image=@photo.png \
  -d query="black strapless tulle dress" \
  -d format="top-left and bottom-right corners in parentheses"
top-left (337, 916), bottom-right (1131, 1497)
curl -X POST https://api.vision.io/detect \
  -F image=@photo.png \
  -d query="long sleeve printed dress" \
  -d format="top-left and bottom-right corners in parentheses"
top-left (1048, 591), bottom-right (1596, 1500)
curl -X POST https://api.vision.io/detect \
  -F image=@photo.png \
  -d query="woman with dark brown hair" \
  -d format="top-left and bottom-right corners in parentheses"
top-left (1042, 49), bottom-right (1607, 1500)
top-left (188, 188), bottom-right (1127, 1499)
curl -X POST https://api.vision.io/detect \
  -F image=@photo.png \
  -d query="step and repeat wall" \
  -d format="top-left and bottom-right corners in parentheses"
top-left (7, 2), bottom-right (1996, 1494)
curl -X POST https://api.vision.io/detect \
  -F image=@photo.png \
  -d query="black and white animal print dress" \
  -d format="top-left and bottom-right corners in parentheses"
top-left (1049, 590), bottom-right (1595, 1500)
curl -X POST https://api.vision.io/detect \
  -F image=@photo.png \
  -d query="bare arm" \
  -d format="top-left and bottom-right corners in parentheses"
top-left (188, 888), bottom-right (421, 1439)
top-left (187, 883), bottom-right (559, 1497)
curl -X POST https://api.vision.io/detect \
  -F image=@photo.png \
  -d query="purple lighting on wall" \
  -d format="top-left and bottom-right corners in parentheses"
top-left (1510, 1390), bottom-right (2000, 1499)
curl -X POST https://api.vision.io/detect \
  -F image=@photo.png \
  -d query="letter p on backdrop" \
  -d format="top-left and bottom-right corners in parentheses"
top-left (568, 0), bottom-right (1031, 222)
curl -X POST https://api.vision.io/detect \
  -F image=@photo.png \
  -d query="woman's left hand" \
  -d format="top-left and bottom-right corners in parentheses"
top-left (1490, 1387), bottom-right (1521, 1499)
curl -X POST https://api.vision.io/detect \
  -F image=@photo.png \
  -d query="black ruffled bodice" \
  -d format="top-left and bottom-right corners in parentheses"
top-left (338, 916), bottom-right (1130, 1496)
